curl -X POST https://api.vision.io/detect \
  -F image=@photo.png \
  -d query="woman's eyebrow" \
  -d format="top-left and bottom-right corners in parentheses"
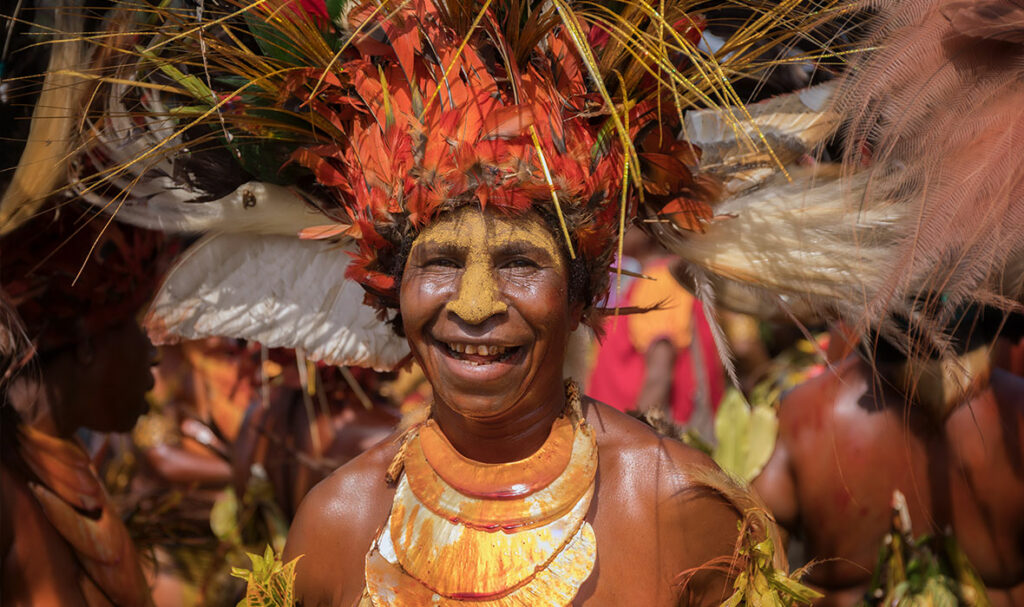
top-left (496, 240), bottom-right (556, 260)
top-left (416, 242), bottom-right (464, 257)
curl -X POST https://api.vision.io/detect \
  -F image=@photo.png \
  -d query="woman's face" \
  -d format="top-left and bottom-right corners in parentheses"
top-left (400, 207), bottom-right (581, 421)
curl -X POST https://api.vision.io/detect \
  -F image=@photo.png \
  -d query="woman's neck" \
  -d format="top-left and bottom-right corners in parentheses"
top-left (431, 389), bottom-right (567, 463)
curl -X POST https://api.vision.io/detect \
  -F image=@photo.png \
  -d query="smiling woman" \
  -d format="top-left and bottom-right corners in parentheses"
top-left (9, 0), bottom-right (859, 604)
top-left (401, 209), bottom-right (578, 460)
top-left (284, 205), bottom-right (744, 606)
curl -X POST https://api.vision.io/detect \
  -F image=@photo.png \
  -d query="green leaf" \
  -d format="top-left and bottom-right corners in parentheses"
top-left (746, 405), bottom-right (779, 478)
top-left (721, 588), bottom-right (745, 607)
top-left (769, 570), bottom-right (823, 603)
top-left (712, 390), bottom-right (779, 483)
top-left (244, 13), bottom-right (304, 64)
top-left (231, 566), bottom-right (254, 581)
top-left (232, 545), bottom-right (304, 607)
top-left (210, 488), bottom-right (241, 545)
top-left (136, 46), bottom-right (215, 104)
top-left (326, 0), bottom-right (349, 27)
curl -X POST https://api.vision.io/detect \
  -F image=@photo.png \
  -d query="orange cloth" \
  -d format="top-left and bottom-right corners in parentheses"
top-left (588, 260), bottom-right (724, 423)
top-left (626, 264), bottom-right (694, 352)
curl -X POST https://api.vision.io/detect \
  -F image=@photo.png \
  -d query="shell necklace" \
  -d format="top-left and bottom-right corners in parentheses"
top-left (362, 381), bottom-right (598, 606)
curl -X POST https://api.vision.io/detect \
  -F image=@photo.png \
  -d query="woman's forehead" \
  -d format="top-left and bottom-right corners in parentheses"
top-left (412, 207), bottom-right (560, 254)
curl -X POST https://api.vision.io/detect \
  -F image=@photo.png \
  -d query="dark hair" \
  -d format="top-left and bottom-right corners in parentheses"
top-left (860, 304), bottom-right (1021, 363)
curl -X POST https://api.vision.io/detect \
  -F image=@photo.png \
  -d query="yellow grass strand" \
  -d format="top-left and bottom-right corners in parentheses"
top-left (529, 125), bottom-right (576, 260)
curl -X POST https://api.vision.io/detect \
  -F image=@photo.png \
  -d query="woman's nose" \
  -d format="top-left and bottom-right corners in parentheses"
top-left (445, 256), bottom-right (507, 325)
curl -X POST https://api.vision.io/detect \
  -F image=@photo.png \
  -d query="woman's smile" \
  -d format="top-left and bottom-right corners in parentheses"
top-left (434, 337), bottom-right (523, 364)
top-left (400, 206), bottom-right (581, 427)
top-left (428, 334), bottom-right (527, 384)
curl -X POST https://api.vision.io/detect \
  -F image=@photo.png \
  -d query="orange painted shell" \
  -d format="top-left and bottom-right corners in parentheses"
top-left (365, 413), bottom-right (598, 605)
top-left (18, 424), bottom-right (104, 511)
top-left (388, 476), bottom-right (593, 597)
top-left (404, 422), bottom-right (597, 531)
top-left (365, 516), bottom-right (596, 606)
top-left (419, 416), bottom-right (574, 499)
top-left (20, 425), bottom-right (152, 606)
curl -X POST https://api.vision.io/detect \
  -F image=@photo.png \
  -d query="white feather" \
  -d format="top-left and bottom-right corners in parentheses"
top-left (685, 82), bottom-right (839, 193)
top-left (563, 326), bottom-right (594, 385)
top-left (146, 234), bottom-right (409, 370)
top-left (83, 180), bottom-right (329, 235)
top-left (652, 167), bottom-right (912, 323)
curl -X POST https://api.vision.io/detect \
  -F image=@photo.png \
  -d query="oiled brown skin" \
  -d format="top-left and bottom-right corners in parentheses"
top-left (285, 398), bottom-right (741, 607)
top-left (1, 462), bottom-right (108, 606)
top-left (754, 356), bottom-right (1024, 606)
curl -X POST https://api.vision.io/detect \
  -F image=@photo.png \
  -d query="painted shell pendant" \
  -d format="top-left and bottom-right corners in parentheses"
top-left (363, 396), bottom-right (598, 606)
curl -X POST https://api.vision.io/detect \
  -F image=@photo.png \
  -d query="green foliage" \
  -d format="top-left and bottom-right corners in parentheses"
top-left (857, 492), bottom-right (991, 607)
top-left (721, 529), bottom-right (822, 607)
top-left (230, 545), bottom-right (303, 607)
top-left (244, 14), bottom-right (307, 65)
top-left (710, 333), bottom-right (829, 485)
top-left (211, 487), bottom-right (243, 546)
top-left (712, 389), bottom-right (778, 484)
top-left (136, 45), bottom-right (215, 104)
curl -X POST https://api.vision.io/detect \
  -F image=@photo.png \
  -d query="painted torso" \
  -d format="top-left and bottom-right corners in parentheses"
top-left (760, 357), bottom-right (1024, 606)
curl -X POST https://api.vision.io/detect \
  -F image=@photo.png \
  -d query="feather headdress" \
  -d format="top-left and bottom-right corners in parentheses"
top-left (2, 0), bottom-right (853, 368)
top-left (833, 0), bottom-right (1024, 348)
top-left (648, 0), bottom-right (1024, 359)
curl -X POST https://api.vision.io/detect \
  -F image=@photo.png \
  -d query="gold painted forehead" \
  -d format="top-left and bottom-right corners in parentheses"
top-left (412, 207), bottom-right (563, 265)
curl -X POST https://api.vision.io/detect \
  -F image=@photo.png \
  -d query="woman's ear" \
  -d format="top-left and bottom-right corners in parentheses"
top-left (569, 301), bottom-right (585, 331)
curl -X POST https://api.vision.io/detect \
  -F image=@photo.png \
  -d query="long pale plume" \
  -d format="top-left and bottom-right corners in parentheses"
top-left (833, 0), bottom-right (1024, 333)
top-left (655, 2), bottom-right (1023, 357)
top-left (0, 10), bottom-right (87, 234)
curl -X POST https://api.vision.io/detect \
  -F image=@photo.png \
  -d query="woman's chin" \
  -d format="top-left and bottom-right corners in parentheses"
top-left (435, 394), bottom-right (518, 421)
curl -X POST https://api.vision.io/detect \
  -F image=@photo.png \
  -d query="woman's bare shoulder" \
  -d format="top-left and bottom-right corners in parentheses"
top-left (583, 397), bottom-right (719, 476)
top-left (582, 398), bottom-right (741, 604)
top-left (284, 434), bottom-right (401, 606)
top-left (288, 434), bottom-right (399, 542)
top-left (583, 398), bottom-right (737, 522)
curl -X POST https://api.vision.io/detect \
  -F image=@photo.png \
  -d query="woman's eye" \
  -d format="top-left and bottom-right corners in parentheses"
top-left (425, 258), bottom-right (460, 269)
top-left (503, 258), bottom-right (539, 270)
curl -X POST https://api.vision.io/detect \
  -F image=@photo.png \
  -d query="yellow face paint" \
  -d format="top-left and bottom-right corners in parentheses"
top-left (399, 205), bottom-right (576, 428)
top-left (411, 207), bottom-right (564, 325)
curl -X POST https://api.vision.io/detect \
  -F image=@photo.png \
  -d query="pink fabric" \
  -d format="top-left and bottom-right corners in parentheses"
top-left (587, 294), bottom-right (723, 424)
